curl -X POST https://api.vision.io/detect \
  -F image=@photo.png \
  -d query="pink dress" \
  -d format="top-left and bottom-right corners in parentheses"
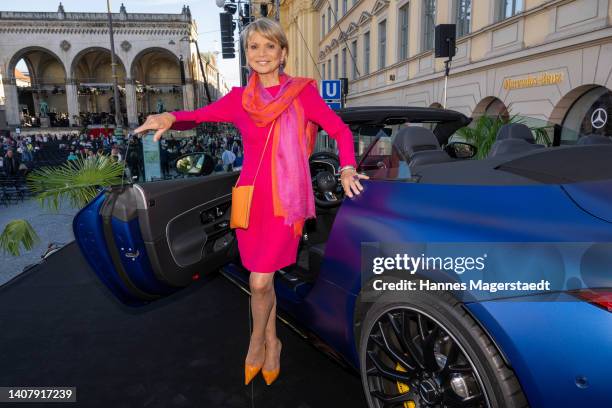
top-left (170, 76), bottom-right (356, 273)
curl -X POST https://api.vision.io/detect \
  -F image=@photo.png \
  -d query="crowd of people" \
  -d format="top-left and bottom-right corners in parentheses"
top-left (20, 112), bottom-right (71, 128)
top-left (0, 129), bottom-right (244, 181)
top-left (20, 110), bottom-right (188, 130)
top-left (1, 131), bottom-right (124, 177)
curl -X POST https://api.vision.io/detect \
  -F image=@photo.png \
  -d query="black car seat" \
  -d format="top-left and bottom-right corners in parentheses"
top-left (576, 134), bottom-right (612, 145)
top-left (488, 123), bottom-right (544, 157)
top-left (393, 126), bottom-right (454, 167)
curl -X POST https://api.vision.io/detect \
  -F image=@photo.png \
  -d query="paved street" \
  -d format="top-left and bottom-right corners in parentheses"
top-left (0, 241), bottom-right (367, 407)
top-left (0, 197), bottom-right (79, 285)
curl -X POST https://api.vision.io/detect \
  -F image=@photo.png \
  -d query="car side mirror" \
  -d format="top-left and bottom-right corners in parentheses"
top-left (445, 142), bottom-right (477, 159)
top-left (175, 152), bottom-right (215, 176)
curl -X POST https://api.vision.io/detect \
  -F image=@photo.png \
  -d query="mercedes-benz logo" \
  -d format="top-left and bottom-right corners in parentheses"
top-left (591, 108), bottom-right (608, 129)
top-left (418, 380), bottom-right (441, 404)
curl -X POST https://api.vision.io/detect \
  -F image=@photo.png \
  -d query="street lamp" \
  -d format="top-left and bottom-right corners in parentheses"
top-left (106, 0), bottom-right (124, 142)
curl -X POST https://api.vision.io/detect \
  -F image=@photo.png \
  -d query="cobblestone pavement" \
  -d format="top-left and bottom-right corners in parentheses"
top-left (0, 197), bottom-right (79, 285)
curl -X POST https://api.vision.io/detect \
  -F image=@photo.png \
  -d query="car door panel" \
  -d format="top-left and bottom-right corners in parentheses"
top-left (73, 193), bottom-right (148, 306)
top-left (74, 172), bottom-right (238, 306)
top-left (135, 175), bottom-right (238, 287)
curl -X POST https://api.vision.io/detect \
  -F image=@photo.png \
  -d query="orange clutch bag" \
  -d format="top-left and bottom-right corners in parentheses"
top-left (230, 119), bottom-right (276, 230)
top-left (229, 185), bottom-right (254, 229)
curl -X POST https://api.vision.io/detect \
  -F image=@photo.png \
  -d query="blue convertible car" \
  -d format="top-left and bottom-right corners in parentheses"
top-left (73, 107), bottom-right (612, 408)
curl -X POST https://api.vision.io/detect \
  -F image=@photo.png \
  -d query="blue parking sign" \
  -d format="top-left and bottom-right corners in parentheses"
top-left (321, 80), bottom-right (342, 100)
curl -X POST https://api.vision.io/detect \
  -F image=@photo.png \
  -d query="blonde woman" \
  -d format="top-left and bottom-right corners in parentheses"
top-left (134, 18), bottom-right (368, 385)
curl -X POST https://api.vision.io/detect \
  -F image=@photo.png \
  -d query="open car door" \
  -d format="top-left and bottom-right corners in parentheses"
top-left (73, 173), bottom-right (238, 306)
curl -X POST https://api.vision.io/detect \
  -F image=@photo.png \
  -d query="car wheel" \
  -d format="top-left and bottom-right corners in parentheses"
top-left (358, 290), bottom-right (528, 408)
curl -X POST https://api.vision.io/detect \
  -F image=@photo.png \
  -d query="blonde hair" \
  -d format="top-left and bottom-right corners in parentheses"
top-left (240, 18), bottom-right (289, 57)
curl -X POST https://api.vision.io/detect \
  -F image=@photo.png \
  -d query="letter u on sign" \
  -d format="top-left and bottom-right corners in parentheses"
top-left (322, 80), bottom-right (341, 100)
top-left (325, 82), bottom-right (337, 97)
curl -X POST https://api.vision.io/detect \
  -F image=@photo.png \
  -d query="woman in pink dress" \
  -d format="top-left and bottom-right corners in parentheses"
top-left (134, 18), bottom-right (368, 386)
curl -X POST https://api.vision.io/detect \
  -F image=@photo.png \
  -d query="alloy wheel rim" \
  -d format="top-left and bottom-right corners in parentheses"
top-left (364, 306), bottom-right (491, 408)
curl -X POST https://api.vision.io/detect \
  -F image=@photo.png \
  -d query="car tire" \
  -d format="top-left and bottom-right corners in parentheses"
top-left (358, 289), bottom-right (529, 408)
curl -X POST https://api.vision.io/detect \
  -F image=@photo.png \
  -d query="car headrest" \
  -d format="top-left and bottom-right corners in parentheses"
top-left (393, 127), bottom-right (441, 159)
top-left (409, 150), bottom-right (455, 167)
top-left (496, 123), bottom-right (535, 143)
top-left (576, 134), bottom-right (612, 145)
top-left (488, 139), bottom-right (544, 157)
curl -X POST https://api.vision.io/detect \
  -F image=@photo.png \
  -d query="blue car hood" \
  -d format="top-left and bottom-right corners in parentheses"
top-left (562, 179), bottom-right (612, 223)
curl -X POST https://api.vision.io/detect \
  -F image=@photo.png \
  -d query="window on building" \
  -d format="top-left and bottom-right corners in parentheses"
top-left (561, 86), bottom-right (612, 143)
top-left (322, 63), bottom-right (326, 80)
top-left (322, 14), bottom-right (325, 38)
top-left (455, 0), bottom-right (471, 37)
top-left (422, 0), bottom-right (436, 52)
top-left (378, 20), bottom-right (386, 70)
top-left (328, 7), bottom-right (332, 31)
top-left (342, 0), bottom-right (348, 15)
top-left (328, 59), bottom-right (331, 79)
top-left (351, 40), bottom-right (358, 79)
top-left (399, 3), bottom-right (410, 60)
top-left (497, 0), bottom-right (523, 22)
top-left (334, 54), bottom-right (339, 78)
top-left (334, 0), bottom-right (339, 22)
top-left (363, 31), bottom-right (370, 75)
top-left (341, 48), bottom-right (347, 78)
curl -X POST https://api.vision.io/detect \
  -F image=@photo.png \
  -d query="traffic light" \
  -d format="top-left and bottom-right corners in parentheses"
top-left (223, 2), bottom-right (237, 14)
top-left (219, 12), bottom-right (235, 59)
top-left (241, 3), bottom-right (252, 25)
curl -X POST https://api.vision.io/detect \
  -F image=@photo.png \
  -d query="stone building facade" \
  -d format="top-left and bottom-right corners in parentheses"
top-left (0, 4), bottom-right (228, 131)
top-left (311, 0), bottom-right (612, 141)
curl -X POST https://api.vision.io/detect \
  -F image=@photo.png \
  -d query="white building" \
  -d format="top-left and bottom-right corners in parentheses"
top-left (0, 3), bottom-right (228, 131)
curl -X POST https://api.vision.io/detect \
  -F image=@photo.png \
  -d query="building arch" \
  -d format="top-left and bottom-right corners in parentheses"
top-left (7, 46), bottom-right (67, 82)
top-left (69, 46), bottom-right (127, 83)
top-left (429, 102), bottom-right (443, 109)
top-left (70, 47), bottom-right (128, 126)
top-left (7, 46), bottom-right (69, 127)
top-left (129, 46), bottom-right (181, 78)
top-left (130, 47), bottom-right (184, 117)
top-left (473, 96), bottom-right (509, 120)
top-left (550, 85), bottom-right (612, 144)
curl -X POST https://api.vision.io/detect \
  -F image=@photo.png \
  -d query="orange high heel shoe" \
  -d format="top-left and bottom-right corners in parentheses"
top-left (262, 340), bottom-right (282, 385)
top-left (261, 367), bottom-right (280, 386)
top-left (245, 363), bottom-right (262, 385)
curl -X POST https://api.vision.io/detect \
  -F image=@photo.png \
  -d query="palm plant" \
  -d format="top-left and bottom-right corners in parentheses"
top-left (0, 154), bottom-right (125, 256)
top-left (0, 220), bottom-right (40, 257)
top-left (454, 113), bottom-right (552, 159)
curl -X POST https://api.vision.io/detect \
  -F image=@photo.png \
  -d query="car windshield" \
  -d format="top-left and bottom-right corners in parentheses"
top-left (354, 123), bottom-right (433, 180)
top-left (342, 115), bottom-right (611, 181)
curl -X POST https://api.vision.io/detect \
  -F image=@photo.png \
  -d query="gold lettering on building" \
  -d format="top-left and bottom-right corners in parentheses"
top-left (503, 72), bottom-right (563, 90)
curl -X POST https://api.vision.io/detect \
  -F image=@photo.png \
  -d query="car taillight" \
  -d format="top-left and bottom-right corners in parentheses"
top-left (570, 289), bottom-right (612, 312)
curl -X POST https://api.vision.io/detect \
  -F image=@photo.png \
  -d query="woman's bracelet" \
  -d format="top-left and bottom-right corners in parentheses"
top-left (339, 165), bottom-right (356, 174)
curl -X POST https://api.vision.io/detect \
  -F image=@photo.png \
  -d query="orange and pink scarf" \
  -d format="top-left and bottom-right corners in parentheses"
top-left (242, 72), bottom-right (318, 237)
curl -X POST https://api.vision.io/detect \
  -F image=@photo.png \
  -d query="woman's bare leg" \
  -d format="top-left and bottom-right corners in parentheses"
top-left (245, 272), bottom-right (276, 369)
top-left (263, 293), bottom-right (282, 374)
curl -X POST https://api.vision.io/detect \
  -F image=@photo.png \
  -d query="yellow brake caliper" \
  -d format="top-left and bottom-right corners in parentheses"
top-left (395, 363), bottom-right (416, 408)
